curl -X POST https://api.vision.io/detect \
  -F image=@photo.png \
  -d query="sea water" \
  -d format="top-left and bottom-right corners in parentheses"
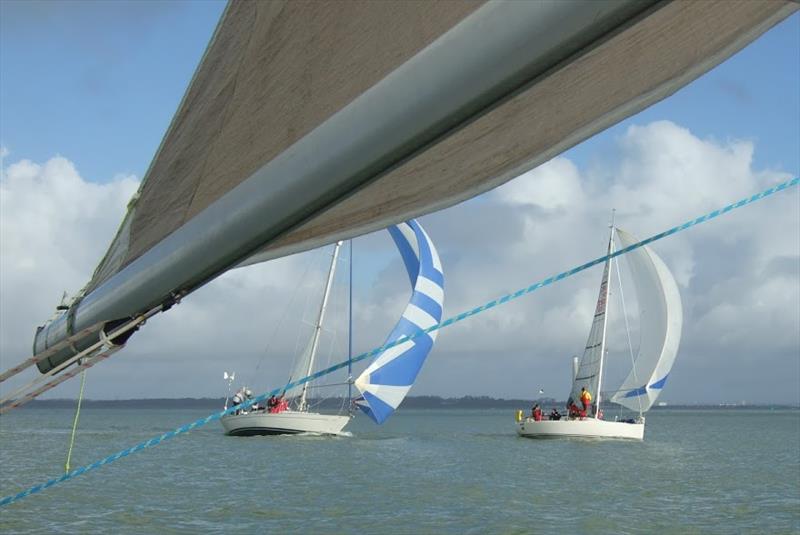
top-left (1, 408), bottom-right (798, 534)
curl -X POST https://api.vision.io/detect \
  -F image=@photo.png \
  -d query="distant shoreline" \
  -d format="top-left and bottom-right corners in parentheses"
top-left (15, 396), bottom-right (798, 410)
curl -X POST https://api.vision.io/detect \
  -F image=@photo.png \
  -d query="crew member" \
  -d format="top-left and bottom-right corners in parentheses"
top-left (231, 388), bottom-right (245, 415)
top-left (580, 387), bottom-right (592, 414)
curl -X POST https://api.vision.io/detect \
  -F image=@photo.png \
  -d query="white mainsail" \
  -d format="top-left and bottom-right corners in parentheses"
top-left (570, 256), bottom-right (611, 409)
top-left (610, 228), bottom-right (683, 412)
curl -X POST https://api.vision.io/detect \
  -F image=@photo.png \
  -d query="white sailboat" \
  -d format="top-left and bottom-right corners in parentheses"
top-left (221, 241), bottom-right (351, 436)
top-left (517, 221), bottom-right (683, 440)
top-left (222, 218), bottom-right (447, 435)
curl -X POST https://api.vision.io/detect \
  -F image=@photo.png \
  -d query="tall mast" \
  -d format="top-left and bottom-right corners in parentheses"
top-left (595, 210), bottom-right (615, 418)
top-left (347, 240), bottom-right (353, 407)
top-left (299, 241), bottom-right (342, 412)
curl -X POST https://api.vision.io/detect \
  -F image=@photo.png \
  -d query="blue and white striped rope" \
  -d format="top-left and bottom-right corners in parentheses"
top-left (1, 176), bottom-right (796, 508)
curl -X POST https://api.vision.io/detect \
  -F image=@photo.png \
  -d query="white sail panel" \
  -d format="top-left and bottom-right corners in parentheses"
top-left (283, 333), bottom-right (315, 399)
top-left (570, 260), bottom-right (610, 408)
top-left (354, 219), bottom-right (444, 424)
top-left (610, 228), bottom-right (683, 412)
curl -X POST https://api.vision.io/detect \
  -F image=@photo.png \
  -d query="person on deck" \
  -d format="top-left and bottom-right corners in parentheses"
top-left (531, 404), bottom-right (542, 421)
top-left (580, 387), bottom-right (592, 414)
top-left (549, 408), bottom-right (561, 421)
top-left (568, 403), bottom-right (584, 419)
top-left (231, 390), bottom-right (244, 415)
top-left (275, 395), bottom-right (288, 413)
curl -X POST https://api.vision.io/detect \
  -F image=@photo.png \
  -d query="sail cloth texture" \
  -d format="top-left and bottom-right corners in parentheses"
top-left (610, 228), bottom-right (683, 412)
top-left (570, 260), bottom-right (611, 407)
top-left (85, 0), bottom-right (482, 293)
top-left (355, 220), bottom-right (444, 424)
top-left (84, 0), bottom-right (795, 294)
top-left (32, 0), bottom-right (795, 376)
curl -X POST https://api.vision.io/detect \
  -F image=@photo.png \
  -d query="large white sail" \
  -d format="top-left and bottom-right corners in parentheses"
top-left (610, 228), bottom-right (683, 412)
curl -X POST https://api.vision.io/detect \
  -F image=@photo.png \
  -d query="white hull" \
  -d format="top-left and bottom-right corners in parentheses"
top-left (221, 410), bottom-right (351, 436)
top-left (517, 417), bottom-right (644, 440)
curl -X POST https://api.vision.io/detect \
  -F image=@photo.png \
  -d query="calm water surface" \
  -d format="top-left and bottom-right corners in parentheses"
top-left (1, 408), bottom-right (798, 534)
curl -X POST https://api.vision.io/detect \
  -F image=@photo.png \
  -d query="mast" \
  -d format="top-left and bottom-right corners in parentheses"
top-left (595, 211), bottom-right (615, 418)
top-left (347, 240), bottom-right (353, 407)
top-left (299, 241), bottom-right (342, 412)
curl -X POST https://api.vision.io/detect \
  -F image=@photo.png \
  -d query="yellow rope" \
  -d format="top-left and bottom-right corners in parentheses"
top-left (64, 368), bottom-right (87, 474)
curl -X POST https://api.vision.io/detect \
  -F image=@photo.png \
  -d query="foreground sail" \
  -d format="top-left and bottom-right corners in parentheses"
top-left (517, 224), bottom-right (682, 440)
top-left (355, 220), bottom-right (445, 424)
top-left (23, 1), bottom-right (792, 387)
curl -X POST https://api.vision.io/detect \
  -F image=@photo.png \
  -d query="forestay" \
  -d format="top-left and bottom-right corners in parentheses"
top-left (610, 228), bottom-right (683, 412)
top-left (355, 220), bottom-right (444, 424)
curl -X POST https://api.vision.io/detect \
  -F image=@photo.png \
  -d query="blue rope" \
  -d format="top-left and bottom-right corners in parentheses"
top-left (1, 176), bottom-right (796, 507)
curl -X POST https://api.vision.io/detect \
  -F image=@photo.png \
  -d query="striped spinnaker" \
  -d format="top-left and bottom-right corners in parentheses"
top-left (354, 220), bottom-right (444, 424)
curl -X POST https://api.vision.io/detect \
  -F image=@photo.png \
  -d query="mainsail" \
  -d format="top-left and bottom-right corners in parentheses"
top-left (355, 220), bottom-right (444, 424)
top-left (570, 236), bottom-right (612, 408)
top-left (610, 228), bottom-right (683, 412)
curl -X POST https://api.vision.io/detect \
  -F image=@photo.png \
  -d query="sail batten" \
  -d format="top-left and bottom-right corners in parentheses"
top-left (354, 220), bottom-right (444, 424)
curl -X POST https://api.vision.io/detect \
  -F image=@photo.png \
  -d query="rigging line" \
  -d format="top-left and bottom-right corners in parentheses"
top-left (289, 248), bottom-right (328, 383)
top-left (250, 248), bottom-right (317, 380)
top-left (64, 368), bottom-right (87, 474)
top-left (300, 381), bottom-right (352, 389)
top-left (0, 304), bottom-right (163, 412)
top-left (0, 322), bottom-right (104, 383)
top-left (0, 304), bottom-right (156, 386)
top-left (613, 235), bottom-right (643, 416)
top-left (0, 346), bottom-right (123, 415)
top-left (1, 176), bottom-right (796, 508)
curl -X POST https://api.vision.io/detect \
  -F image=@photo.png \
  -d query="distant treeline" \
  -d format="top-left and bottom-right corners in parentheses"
top-left (17, 396), bottom-right (798, 410)
top-left (20, 395), bottom-right (539, 410)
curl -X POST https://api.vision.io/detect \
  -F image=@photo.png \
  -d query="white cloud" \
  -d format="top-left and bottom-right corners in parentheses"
top-left (0, 122), bottom-right (797, 404)
top-left (423, 120), bottom-right (798, 403)
top-left (0, 156), bottom-right (139, 369)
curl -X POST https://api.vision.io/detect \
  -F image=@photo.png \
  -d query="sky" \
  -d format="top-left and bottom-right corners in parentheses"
top-left (1, 2), bottom-right (798, 405)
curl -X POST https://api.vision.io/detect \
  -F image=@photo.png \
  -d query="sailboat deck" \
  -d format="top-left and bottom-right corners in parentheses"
top-left (517, 418), bottom-right (644, 440)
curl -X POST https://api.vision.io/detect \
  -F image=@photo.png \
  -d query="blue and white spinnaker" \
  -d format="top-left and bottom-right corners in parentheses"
top-left (354, 219), bottom-right (444, 424)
